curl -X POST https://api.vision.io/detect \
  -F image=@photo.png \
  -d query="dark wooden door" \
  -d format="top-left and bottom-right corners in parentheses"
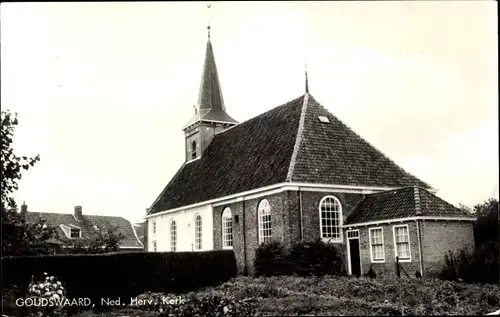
top-left (349, 238), bottom-right (361, 277)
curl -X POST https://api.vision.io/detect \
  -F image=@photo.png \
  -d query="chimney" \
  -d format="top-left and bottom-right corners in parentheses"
top-left (74, 205), bottom-right (83, 222)
top-left (20, 201), bottom-right (28, 220)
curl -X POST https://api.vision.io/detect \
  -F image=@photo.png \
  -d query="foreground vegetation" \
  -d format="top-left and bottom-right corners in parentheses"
top-left (69, 275), bottom-right (500, 316)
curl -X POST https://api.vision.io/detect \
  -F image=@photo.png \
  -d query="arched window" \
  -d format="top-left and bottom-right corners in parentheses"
top-left (222, 208), bottom-right (233, 249)
top-left (170, 220), bottom-right (177, 252)
top-left (194, 214), bottom-right (202, 250)
top-left (191, 140), bottom-right (197, 159)
top-left (319, 196), bottom-right (343, 242)
top-left (258, 199), bottom-right (272, 244)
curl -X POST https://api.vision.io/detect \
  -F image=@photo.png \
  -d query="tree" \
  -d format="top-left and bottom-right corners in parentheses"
top-left (1, 109), bottom-right (56, 256)
top-left (1, 110), bottom-right (40, 213)
top-left (64, 223), bottom-right (126, 254)
top-left (443, 198), bottom-right (500, 283)
top-left (470, 198), bottom-right (499, 245)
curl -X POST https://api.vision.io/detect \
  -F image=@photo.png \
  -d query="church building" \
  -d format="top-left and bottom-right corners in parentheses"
top-left (144, 26), bottom-right (476, 277)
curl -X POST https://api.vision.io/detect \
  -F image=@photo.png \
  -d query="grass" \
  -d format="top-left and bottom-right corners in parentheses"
top-left (5, 275), bottom-right (499, 316)
top-left (70, 275), bottom-right (500, 316)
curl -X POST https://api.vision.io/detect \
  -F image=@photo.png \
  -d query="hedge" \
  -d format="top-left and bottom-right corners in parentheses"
top-left (254, 239), bottom-right (345, 277)
top-left (1, 250), bottom-right (236, 307)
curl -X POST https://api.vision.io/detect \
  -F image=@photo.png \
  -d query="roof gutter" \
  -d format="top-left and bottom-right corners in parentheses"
top-left (345, 216), bottom-right (477, 228)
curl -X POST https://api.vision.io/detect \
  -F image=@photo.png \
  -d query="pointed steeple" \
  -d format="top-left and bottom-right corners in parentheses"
top-left (197, 26), bottom-right (225, 113)
top-left (186, 24), bottom-right (237, 126)
top-left (182, 20), bottom-right (238, 161)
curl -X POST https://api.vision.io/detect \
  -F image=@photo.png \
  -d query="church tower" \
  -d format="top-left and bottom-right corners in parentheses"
top-left (183, 26), bottom-right (238, 162)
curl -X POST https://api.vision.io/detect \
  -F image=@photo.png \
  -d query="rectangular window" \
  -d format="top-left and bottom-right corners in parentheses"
top-left (369, 227), bottom-right (385, 262)
top-left (152, 221), bottom-right (156, 235)
top-left (194, 215), bottom-right (202, 250)
top-left (70, 228), bottom-right (80, 239)
top-left (152, 240), bottom-right (157, 252)
top-left (170, 221), bottom-right (177, 252)
top-left (393, 225), bottom-right (411, 261)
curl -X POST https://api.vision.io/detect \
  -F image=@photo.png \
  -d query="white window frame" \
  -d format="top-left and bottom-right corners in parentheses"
top-left (393, 224), bottom-right (411, 262)
top-left (69, 228), bottom-right (81, 239)
top-left (194, 214), bottom-right (203, 250)
top-left (60, 224), bottom-right (82, 239)
top-left (319, 195), bottom-right (343, 243)
top-left (170, 219), bottom-right (177, 252)
top-left (258, 199), bottom-right (272, 244)
top-left (222, 207), bottom-right (233, 249)
top-left (369, 227), bottom-right (385, 263)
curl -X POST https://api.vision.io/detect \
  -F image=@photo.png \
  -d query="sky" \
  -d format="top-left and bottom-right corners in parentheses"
top-left (1, 1), bottom-right (498, 224)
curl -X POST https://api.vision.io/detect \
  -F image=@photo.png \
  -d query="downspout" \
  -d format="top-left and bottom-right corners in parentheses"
top-left (299, 187), bottom-right (303, 241)
top-left (242, 196), bottom-right (248, 275)
top-left (416, 219), bottom-right (424, 277)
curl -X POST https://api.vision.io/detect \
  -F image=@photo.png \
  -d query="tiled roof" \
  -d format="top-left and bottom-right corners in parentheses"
top-left (25, 212), bottom-right (143, 249)
top-left (345, 186), bottom-right (471, 224)
top-left (290, 95), bottom-right (429, 188)
top-left (150, 96), bottom-right (304, 212)
top-left (149, 93), bottom-right (431, 214)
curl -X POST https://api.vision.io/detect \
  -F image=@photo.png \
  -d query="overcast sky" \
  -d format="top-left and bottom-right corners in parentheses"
top-left (1, 1), bottom-right (498, 223)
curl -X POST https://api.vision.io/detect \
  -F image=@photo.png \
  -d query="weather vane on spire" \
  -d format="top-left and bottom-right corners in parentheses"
top-left (305, 62), bottom-right (309, 94)
top-left (207, 4), bottom-right (212, 39)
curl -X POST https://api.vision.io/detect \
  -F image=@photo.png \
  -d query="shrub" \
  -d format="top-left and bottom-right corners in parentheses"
top-left (1, 250), bottom-right (237, 307)
top-left (254, 241), bottom-right (289, 276)
top-left (439, 250), bottom-right (457, 281)
top-left (439, 242), bottom-right (499, 284)
top-left (27, 272), bottom-right (68, 316)
top-left (367, 265), bottom-right (377, 279)
top-left (134, 291), bottom-right (257, 316)
top-left (288, 239), bottom-right (345, 277)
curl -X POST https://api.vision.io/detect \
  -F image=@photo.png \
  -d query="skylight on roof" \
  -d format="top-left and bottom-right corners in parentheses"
top-left (318, 116), bottom-right (330, 123)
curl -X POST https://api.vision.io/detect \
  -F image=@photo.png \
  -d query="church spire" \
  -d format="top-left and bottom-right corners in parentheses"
top-left (194, 19), bottom-right (237, 124)
top-left (197, 26), bottom-right (226, 114)
top-left (183, 8), bottom-right (237, 131)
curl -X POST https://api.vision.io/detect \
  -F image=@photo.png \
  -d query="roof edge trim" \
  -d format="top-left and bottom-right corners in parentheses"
top-left (286, 93), bottom-right (309, 181)
top-left (145, 182), bottom-right (402, 219)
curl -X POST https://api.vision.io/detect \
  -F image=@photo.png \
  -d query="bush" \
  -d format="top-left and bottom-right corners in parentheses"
top-left (254, 239), bottom-right (345, 277)
top-left (288, 239), bottom-right (345, 277)
top-left (367, 265), bottom-right (377, 279)
top-left (1, 250), bottom-right (237, 308)
top-left (254, 241), bottom-right (288, 276)
top-left (439, 242), bottom-right (499, 283)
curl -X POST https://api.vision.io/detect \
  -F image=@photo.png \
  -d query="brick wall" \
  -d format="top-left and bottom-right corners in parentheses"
top-left (421, 220), bottom-right (475, 277)
top-left (353, 221), bottom-right (421, 277)
top-left (299, 191), bottom-right (364, 242)
top-left (213, 192), bottom-right (286, 275)
top-left (213, 190), bottom-right (364, 275)
top-left (213, 200), bottom-right (245, 274)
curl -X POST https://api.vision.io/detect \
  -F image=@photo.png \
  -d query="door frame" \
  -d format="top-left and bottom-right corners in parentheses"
top-left (346, 229), bottom-right (362, 276)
